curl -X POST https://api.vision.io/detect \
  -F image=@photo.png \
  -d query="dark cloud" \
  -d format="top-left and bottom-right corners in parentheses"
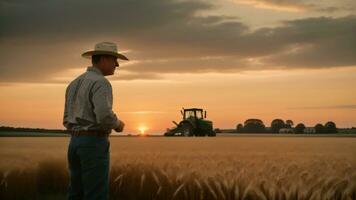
top-left (0, 0), bottom-right (214, 40)
top-left (123, 15), bottom-right (356, 74)
top-left (0, 0), bottom-right (355, 83)
top-left (0, 40), bottom-right (85, 83)
top-left (260, 16), bottom-right (356, 68)
top-left (121, 56), bottom-right (256, 74)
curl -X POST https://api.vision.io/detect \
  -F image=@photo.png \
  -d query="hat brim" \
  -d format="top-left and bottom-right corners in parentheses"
top-left (82, 50), bottom-right (129, 60)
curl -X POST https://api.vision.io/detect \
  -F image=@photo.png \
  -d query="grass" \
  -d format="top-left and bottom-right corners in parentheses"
top-left (1, 160), bottom-right (355, 200)
top-left (0, 136), bottom-right (355, 199)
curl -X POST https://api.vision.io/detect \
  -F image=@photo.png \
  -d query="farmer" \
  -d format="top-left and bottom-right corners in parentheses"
top-left (63, 42), bottom-right (128, 200)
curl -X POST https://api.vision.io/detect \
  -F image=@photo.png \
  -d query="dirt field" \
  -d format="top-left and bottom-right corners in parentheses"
top-left (0, 136), bottom-right (355, 199)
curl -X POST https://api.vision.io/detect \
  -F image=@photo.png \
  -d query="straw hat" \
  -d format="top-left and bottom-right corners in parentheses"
top-left (82, 42), bottom-right (129, 60)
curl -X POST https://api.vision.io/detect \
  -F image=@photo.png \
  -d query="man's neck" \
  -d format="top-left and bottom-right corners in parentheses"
top-left (92, 65), bottom-right (105, 76)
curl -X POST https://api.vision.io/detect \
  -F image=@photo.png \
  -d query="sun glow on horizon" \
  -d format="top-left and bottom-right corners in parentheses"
top-left (138, 125), bottom-right (148, 136)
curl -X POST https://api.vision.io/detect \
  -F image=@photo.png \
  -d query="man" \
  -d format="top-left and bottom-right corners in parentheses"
top-left (63, 42), bottom-right (128, 200)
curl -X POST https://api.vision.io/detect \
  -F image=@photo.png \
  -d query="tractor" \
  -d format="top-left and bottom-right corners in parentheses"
top-left (164, 108), bottom-right (216, 136)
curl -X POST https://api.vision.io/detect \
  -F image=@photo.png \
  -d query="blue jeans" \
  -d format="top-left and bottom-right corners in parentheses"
top-left (67, 135), bottom-right (110, 200)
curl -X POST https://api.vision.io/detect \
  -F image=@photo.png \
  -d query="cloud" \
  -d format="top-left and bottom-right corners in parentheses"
top-left (233, 0), bottom-right (311, 12)
top-left (109, 72), bottom-right (164, 81)
top-left (121, 56), bottom-right (256, 74)
top-left (0, 0), bottom-right (356, 83)
top-left (122, 15), bottom-right (356, 74)
top-left (259, 16), bottom-right (356, 68)
top-left (232, 0), bottom-right (354, 13)
top-left (0, 0), bottom-right (215, 40)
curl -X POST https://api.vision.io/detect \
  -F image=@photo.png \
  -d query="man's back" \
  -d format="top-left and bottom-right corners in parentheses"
top-left (63, 66), bottom-right (120, 134)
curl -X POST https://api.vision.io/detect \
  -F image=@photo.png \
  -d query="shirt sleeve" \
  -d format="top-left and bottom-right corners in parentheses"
top-left (91, 79), bottom-right (121, 130)
top-left (63, 86), bottom-right (71, 129)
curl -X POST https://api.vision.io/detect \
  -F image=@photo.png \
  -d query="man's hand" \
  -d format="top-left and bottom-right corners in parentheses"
top-left (114, 120), bottom-right (125, 132)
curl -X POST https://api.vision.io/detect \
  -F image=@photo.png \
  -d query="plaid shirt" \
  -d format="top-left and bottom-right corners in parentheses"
top-left (63, 66), bottom-right (121, 133)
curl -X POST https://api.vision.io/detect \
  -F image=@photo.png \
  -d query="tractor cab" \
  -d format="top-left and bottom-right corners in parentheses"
top-left (182, 108), bottom-right (206, 120)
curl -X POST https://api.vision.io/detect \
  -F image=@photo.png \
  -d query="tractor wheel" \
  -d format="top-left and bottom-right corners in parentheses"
top-left (198, 133), bottom-right (205, 137)
top-left (208, 131), bottom-right (216, 137)
top-left (164, 132), bottom-right (173, 136)
top-left (181, 123), bottom-right (194, 136)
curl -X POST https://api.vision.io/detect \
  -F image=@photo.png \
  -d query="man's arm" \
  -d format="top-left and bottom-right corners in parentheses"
top-left (63, 86), bottom-right (71, 129)
top-left (91, 79), bottom-right (123, 131)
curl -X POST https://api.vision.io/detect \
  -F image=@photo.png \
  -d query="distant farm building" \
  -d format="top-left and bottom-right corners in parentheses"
top-left (304, 127), bottom-right (316, 134)
top-left (279, 128), bottom-right (294, 134)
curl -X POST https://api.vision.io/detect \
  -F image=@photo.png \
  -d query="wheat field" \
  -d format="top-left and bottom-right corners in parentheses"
top-left (0, 136), bottom-right (355, 200)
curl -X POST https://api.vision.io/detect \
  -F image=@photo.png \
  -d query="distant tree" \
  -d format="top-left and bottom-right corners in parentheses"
top-left (324, 121), bottom-right (337, 133)
top-left (236, 123), bottom-right (244, 133)
top-left (285, 120), bottom-right (294, 128)
top-left (294, 123), bottom-right (306, 134)
top-left (243, 119), bottom-right (266, 133)
top-left (314, 123), bottom-right (325, 133)
top-left (271, 119), bottom-right (285, 133)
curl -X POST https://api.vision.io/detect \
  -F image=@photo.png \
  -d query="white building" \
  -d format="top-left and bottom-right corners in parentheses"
top-left (279, 128), bottom-right (294, 133)
top-left (304, 127), bottom-right (316, 134)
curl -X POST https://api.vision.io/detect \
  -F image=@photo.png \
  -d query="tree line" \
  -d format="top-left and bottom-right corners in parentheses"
top-left (0, 126), bottom-right (68, 133)
top-left (234, 119), bottom-right (338, 134)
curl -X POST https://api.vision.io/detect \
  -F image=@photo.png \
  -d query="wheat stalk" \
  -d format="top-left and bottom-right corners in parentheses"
top-left (172, 183), bottom-right (185, 200)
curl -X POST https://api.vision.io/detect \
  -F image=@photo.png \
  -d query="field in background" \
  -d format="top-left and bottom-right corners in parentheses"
top-left (0, 136), bottom-right (355, 199)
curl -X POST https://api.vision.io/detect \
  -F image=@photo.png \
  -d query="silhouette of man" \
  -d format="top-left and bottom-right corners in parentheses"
top-left (63, 42), bottom-right (128, 200)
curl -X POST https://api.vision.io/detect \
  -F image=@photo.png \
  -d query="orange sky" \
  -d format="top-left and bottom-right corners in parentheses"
top-left (1, 0), bottom-right (356, 134)
top-left (1, 67), bottom-right (355, 134)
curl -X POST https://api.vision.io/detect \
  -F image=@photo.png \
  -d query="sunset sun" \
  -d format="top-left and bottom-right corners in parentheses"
top-left (138, 125), bottom-right (148, 135)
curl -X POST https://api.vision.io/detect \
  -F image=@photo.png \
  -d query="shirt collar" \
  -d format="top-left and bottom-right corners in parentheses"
top-left (86, 66), bottom-right (103, 76)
